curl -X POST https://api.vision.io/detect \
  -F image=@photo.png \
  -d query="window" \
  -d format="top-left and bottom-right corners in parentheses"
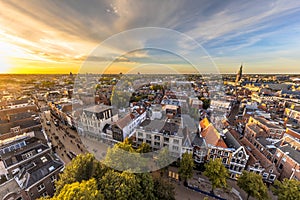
top-left (173, 139), bottom-right (179, 144)
top-left (273, 159), bottom-right (278, 164)
top-left (269, 175), bottom-right (276, 181)
top-left (41, 156), bottom-right (48, 163)
top-left (222, 158), bottom-right (227, 164)
top-left (146, 134), bottom-right (151, 139)
top-left (138, 132), bottom-right (143, 137)
top-left (42, 192), bottom-right (48, 197)
top-left (231, 158), bottom-right (236, 163)
top-left (154, 136), bottom-right (160, 141)
top-left (238, 151), bottom-right (243, 158)
top-left (218, 151), bottom-right (223, 156)
top-left (224, 152), bottom-right (229, 156)
top-left (154, 142), bottom-right (160, 146)
top-left (51, 175), bottom-right (57, 182)
top-left (164, 137), bottom-right (169, 143)
top-left (211, 149), bottom-right (215, 154)
top-left (279, 163), bottom-right (283, 170)
top-left (172, 145), bottom-right (179, 151)
top-left (138, 138), bottom-right (143, 143)
top-left (146, 140), bottom-right (151, 145)
top-left (263, 173), bottom-right (268, 179)
top-left (37, 183), bottom-right (45, 192)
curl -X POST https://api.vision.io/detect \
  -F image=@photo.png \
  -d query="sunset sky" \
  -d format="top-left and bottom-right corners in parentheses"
top-left (0, 0), bottom-right (300, 74)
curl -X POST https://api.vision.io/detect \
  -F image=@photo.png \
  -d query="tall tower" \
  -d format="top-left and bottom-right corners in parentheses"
top-left (235, 64), bottom-right (243, 100)
top-left (235, 64), bottom-right (243, 84)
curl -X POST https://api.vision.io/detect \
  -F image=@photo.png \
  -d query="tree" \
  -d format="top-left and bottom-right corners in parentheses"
top-left (104, 138), bottom-right (147, 172)
top-left (54, 179), bottom-right (103, 200)
top-left (178, 152), bottom-right (195, 185)
top-left (55, 153), bottom-right (100, 193)
top-left (137, 142), bottom-right (152, 153)
top-left (203, 158), bottom-right (229, 194)
top-left (153, 177), bottom-right (176, 200)
top-left (237, 171), bottom-right (269, 200)
top-left (99, 170), bottom-right (143, 200)
top-left (272, 178), bottom-right (300, 200)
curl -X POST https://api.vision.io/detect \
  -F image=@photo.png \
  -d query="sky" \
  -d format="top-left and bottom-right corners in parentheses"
top-left (0, 0), bottom-right (300, 74)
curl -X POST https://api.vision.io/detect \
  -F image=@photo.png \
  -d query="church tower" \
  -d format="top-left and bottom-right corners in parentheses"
top-left (235, 64), bottom-right (243, 84)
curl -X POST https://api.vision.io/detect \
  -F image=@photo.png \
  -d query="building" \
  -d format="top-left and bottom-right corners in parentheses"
top-left (134, 118), bottom-right (185, 157)
top-left (246, 116), bottom-right (285, 139)
top-left (0, 135), bottom-right (64, 200)
top-left (223, 130), bottom-right (249, 179)
top-left (196, 118), bottom-right (249, 179)
top-left (111, 110), bottom-right (146, 142)
top-left (78, 104), bottom-right (118, 139)
top-left (273, 136), bottom-right (300, 180)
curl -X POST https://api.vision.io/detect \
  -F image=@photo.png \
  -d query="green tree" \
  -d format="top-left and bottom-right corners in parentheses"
top-left (203, 158), bottom-right (229, 194)
top-left (104, 138), bottom-right (147, 172)
top-left (55, 153), bottom-right (100, 193)
top-left (237, 171), bottom-right (269, 200)
top-left (99, 170), bottom-right (143, 200)
top-left (137, 142), bottom-right (152, 153)
top-left (272, 178), bottom-right (300, 200)
top-left (135, 173), bottom-right (156, 200)
top-left (54, 179), bottom-right (103, 200)
top-left (178, 152), bottom-right (195, 185)
top-left (153, 177), bottom-right (175, 200)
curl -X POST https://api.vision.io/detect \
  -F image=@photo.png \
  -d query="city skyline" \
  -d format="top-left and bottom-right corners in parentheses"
top-left (1, 0), bottom-right (300, 74)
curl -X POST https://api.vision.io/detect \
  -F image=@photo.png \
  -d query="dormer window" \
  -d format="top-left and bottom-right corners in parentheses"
top-left (238, 151), bottom-right (243, 158)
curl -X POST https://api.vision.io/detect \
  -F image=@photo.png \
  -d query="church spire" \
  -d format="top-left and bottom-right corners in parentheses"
top-left (235, 64), bottom-right (243, 83)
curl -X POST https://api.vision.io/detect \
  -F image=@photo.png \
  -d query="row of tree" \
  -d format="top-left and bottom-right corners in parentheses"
top-left (202, 158), bottom-right (300, 200)
top-left (39, 138), bottom-right (299, 200)
top-left (39, 140), bottom-right (176, 200)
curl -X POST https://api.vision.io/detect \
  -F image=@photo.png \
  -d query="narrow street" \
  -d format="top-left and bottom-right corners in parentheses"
top-left (41, 111), bottom-right (87, 164)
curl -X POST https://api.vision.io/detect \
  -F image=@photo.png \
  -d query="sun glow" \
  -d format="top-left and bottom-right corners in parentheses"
top-left (0, 55), bottom-right (11, 73)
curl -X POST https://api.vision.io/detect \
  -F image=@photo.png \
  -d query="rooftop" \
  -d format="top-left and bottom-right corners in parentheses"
top-left (279, 145), bottom-right (300, 163)
top-left (83, 104), bottom-right (112, 113)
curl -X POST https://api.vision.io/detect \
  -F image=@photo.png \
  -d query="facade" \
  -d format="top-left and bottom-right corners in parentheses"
top-left (134, 118), bottom-right (184, 157)
top-left (273, 136), bottom-right (300, 180)
top-left (78, 104), bottom-right (118, 139)
top-left (112, 110), bottom-right (146, 142)
top-left (197, 118), bottom-right (249, 179)
top-left (246, 116), bottom-right (285, 139)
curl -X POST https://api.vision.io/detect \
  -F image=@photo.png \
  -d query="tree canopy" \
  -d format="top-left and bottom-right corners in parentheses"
top-left (48, 140), bottom-right (176, 200)
top-left (237, 171), bottom-right (269, 200)
top-left (178, 152), bottom-right (195, 183)
top-left (55, 153), bottom-right (101, 193)
top-left (272, 178), bottom-right (300, 200)
top-left (54, 179), bottom-right (103, 200)
top-left (203, 158), bottom-right (229, 193)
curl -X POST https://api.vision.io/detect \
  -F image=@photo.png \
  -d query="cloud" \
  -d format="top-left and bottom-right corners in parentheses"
top-left (0, 0), bottom-right (300, 73)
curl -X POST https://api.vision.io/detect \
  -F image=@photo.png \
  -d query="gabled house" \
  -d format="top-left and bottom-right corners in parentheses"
top-left (112, 110), bottom-right (146, 142)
